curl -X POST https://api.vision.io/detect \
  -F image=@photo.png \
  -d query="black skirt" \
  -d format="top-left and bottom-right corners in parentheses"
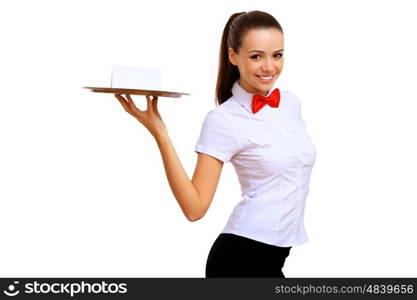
top-left (205, 233), bottom-right (292, 278)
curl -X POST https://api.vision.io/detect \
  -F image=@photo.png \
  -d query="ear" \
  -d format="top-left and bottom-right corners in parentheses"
top-left (228, 47), bottom-right (237, 66)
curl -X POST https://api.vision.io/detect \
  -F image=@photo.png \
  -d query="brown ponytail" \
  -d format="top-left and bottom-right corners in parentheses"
top-left (215, 10), bottom-right (284, 105)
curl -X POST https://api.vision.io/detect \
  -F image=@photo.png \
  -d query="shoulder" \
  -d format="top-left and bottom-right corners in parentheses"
top-left (202, 106), bottom-right (231, 131)
top-left (283, 90), bottom-right (301, 107)
top-left (217, 95), bottom-right (241, 113)
top-left (278, 89), bottom-right (301, 116)
top-left (203, 96), bottom-right (239, 124)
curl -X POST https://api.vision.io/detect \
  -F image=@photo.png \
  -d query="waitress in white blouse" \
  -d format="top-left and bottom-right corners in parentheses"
top-left (115, 10), bottom-right (316, 278)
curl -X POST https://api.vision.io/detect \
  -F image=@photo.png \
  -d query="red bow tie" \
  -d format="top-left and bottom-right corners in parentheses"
top-left (251, 88), bottom-right (280, 114)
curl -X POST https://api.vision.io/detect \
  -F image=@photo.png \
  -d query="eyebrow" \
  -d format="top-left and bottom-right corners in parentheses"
top-left (248, 49), bottom-right (284, 53)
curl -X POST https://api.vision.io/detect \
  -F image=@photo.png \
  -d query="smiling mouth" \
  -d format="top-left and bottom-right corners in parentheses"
top-left (256, 75), bottom-right (274, 81)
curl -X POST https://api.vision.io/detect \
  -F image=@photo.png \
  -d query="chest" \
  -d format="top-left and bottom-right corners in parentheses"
top-left (232, 110), bottom-right (316, 173)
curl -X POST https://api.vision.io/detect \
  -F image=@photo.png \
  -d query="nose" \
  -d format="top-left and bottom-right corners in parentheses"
top-left (261, 57), bottom-right (275, 73)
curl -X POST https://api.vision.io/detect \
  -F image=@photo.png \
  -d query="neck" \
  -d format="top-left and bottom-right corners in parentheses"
top-left (238, 79), bottom-right (269, 96)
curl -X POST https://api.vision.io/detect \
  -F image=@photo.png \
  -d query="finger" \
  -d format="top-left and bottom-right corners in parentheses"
top-left (125, 94), bottom-right (133, 102)
top-left (152, 96), bottom-right (159, 113)
top-left (115, 94), bottom-right (130, 112)
top-left (125, 94), bottom-right (141, 112)
top-left (115, 93), bottom-right (125, 101)
top-left (115, 93), bottom-right (128, 102)
top-left (153, 97), bottom-right (163, 119)
top-left (146, 94), bottom-right (153, 112)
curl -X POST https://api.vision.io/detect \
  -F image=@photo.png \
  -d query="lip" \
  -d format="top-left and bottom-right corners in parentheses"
top-left (256, 74), bottom-right (274, 82)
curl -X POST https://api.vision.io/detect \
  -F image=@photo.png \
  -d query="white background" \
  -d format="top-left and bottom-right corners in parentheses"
top-left (1, 0), bottom-right (416, 277)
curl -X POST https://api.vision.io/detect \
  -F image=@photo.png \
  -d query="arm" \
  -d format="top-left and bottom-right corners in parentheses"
top-left (114, 93), bottom-right (223, 221)
top-left (155, 131), bottom-right (223, 221)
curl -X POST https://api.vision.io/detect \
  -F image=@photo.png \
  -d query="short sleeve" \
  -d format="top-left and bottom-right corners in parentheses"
top-left (194, 109), bottom-right (240, 163)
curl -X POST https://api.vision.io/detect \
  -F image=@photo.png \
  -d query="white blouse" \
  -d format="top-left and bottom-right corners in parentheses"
top-left (194, 79), bottom-right (316, 247)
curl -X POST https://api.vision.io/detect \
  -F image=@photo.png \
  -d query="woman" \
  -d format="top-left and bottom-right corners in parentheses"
top-left (115, 10), bottom-right (316, 278)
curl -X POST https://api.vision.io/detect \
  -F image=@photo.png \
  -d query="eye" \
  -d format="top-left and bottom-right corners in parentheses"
top-left (250, 53), bottom-right (283, 60)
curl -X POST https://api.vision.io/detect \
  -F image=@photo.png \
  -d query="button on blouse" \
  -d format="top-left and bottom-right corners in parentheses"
top-left (194, 80), bottom-right (316, 247)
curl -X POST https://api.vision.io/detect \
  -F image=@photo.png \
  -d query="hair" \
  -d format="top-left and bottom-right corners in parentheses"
top-left (215, 10), bottom-right (284, 105)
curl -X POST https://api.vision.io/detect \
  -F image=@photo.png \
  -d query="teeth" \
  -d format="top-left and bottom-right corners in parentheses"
top-left (257, 75), bottom-right (273, 80)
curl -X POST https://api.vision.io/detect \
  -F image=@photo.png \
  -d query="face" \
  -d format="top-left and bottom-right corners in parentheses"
top-left (228, 28), bottom-right (284, 96)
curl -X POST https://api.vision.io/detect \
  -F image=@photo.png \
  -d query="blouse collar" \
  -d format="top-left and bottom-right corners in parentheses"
top-left (231, 79), bottom-right (279, 114)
